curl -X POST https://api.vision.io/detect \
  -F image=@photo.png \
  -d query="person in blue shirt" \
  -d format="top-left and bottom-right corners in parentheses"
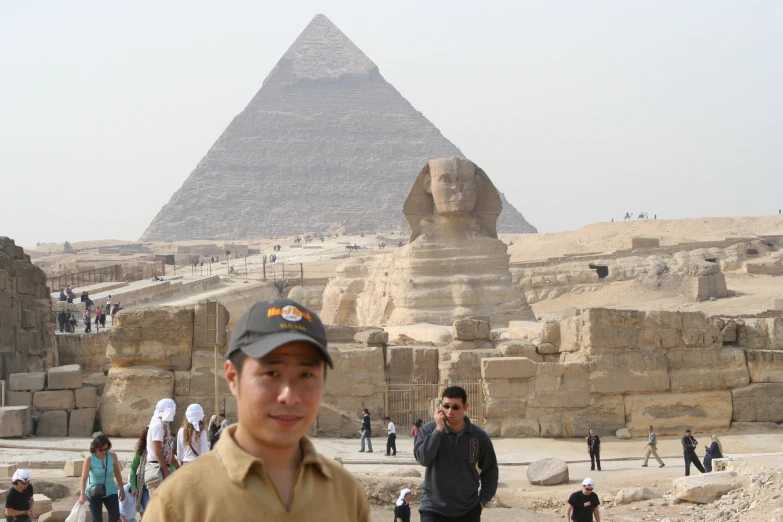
top-left (79, 433), bottom-right (126, 522)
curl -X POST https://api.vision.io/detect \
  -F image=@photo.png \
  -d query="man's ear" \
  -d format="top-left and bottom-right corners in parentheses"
top-left (225, 359), bottom-right (240, 397)
top-left (423, 171), bottom-right (432, 194)
top-left (463, 402), bottom-right (469, 413)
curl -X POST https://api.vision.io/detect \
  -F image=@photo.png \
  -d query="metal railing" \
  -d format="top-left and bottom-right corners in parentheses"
top-left (384, 380), bottom-right (484, 430)
top-left (1, 380), bottom-right (5, 407)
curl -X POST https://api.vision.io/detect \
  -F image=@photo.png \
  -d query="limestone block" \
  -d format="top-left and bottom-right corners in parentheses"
top-left (721, 319), bottom-right (738, 344)
top-left (63, 459), bottom-right (84, 477)
top-left (69, 408), bottom-right (96, 437)
top-left (680, 312), bottom-right (724, 349)
top-left (558, 396), bottom-right (626, 437)
top-left (385, 324), bottom-right (453, 344)
top-left (667, 348), bottom-right (749, 392)
top-left (484, 398), bottom-right (526, 418)
top-left (483, 379), bottom-right (533, 400)
top-left (673, 471), bottom-right (744, 503)
top-left (354, 328), bottom-right (388, 345)
top-left (624, 390), bottom-right (732, 436)
top-left (731, 383), bottom-right (783, 422)
top-left (641, 310), bottom-right (684, 350)
top-left (614, 487), bottom-right (661, 505)
top-left (745, 350), bottom-right (783, 382)
top-left (537, 413), bottom-right (568, 438)
top-left (500, 418), bottom-right (540, 437)
top-left (481, 357), bottom-right (537, 380)
top-left (483, 419), bottom-right (501, 438)
top-left (36, 410), bottom-right (68, 437)
top-left (107, 307), bottom-right (194, 371)
top-left (586, 352), bottom-right (670, 395)
top-left (8, 371), bottom-right (46, 391)
top-left (744, 261), bottom-right (783, 276)
top-left (189, 350), bottom-right (229, 397)
top-left (412, 347), bottom-right (439, 382)
top-left (508, 321), bottom-right (541, 340)
top-left (47, 364), bottom-right (83, 390)
top-left (6, 391), bottom-right (32, 407)
top-left (526, 458), bottom-right (569, 485)
top-left (453, 317), bottom-right (491, 341)
top-left (738, 317), bottom-right (783, 350)
top-left (173, 370), bottom-right (192, 396)
top-left (495, 340), bottom-right (543, 361)
top-left (193, 301), bottom-right (229, 348)
top-left (439, 348), bottom-right (499, 382)
top-left (39, 511), bottom-right (71, 522)
top-left (83, 373), bottom-right (107, 395)
top-left (540, 321), bottom-right (560, 346)
top-left (33, 493), bottom-right (53, 515)
top-left (99, 366), bottom-right (174, 437)
top-left (0, 463), bottom-right (17, 477)
top-left (74, 387), bottom-right (98, 409)
top-left (616, 428), bottom-right (632, 439)
top-left (558, 316), bottom-right (583, 353)
top-left (0, 406), bottom-right (32, 437)
top-left (324, 324), bottom-right (362, 343)
top-left (581, 308), bottom-right (643, 353)
top-left (33, 390), bottom-right (75, 411)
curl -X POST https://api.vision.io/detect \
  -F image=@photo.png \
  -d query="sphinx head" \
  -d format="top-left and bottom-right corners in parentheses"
top-left (423, 158), bottom-right (480, 217)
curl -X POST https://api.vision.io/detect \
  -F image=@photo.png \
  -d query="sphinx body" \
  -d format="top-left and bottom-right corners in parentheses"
top-left (320, 158), bottom-right (535, 327)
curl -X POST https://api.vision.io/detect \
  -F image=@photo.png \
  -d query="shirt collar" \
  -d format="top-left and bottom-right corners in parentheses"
top-left (443, 416), bottom-right (473, 435)
top-left (216, 425), bottom-right (333, 486)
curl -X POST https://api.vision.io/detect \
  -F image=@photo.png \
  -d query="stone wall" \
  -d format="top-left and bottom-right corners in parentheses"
top-left (55, 331), bottom-right (110, 373)
top-left (479, 309), bottom-right (783, 437)
top-left (0, 237), bottom-right (56, 380)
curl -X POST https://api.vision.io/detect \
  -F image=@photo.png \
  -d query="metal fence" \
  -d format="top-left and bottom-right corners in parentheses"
top-left (384, 380), bottom-right (484, 429)
top-left (49, 265), bottom-right (124, 290)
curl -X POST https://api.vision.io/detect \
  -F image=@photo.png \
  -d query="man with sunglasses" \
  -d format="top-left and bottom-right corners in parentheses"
top-left (566, 478), bottom-right (601, 522)
top-left (4, 469), bottom-right (35, 522)
top-left (414, 386), bottom-right (498, 521)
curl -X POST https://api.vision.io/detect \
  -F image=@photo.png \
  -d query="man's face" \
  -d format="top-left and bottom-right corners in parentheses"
top-left (425, 160), bottom-right (479, 216)
top-left (648, 426), bottom-right (652, 432)
top-left (582, 485), bottom-right (594, 495)
top-left (226, 341), bottom-right (325, 450)
top-left (441, 396), bottom-right (468, 427)
top-left (589, 430), bottom-right (595, 436)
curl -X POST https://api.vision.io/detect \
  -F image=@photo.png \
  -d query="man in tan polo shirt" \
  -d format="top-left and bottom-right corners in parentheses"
top-left (143, 298), bottom-right (370, 521)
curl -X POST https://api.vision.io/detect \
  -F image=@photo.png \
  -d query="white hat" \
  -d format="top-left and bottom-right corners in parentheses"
top-left (582, 477), bottom-right (595, 487)
top-left (12, 469), bottom-right (31, 482)
top-left (185, 404), bottom-right (205, 432)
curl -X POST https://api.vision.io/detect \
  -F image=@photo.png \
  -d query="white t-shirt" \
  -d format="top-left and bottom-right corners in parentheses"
top-left (147, 417), bottom-right (165, 462)
top-left (118, 484), bottom-right (137, 519)
top-left (176, 427), bottom-right (209, 465)
top-left (387, 421), bottom-right (396, 435)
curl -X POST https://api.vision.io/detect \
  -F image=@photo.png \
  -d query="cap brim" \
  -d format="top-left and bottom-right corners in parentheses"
top-left (236, 331), bottom-right (333, 368)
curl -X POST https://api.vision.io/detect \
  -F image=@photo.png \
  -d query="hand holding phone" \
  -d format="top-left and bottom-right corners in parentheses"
top-left (434, 403), bottom-right (446, 431)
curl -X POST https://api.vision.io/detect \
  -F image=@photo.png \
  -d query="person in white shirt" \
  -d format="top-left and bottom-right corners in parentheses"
top-left (118, 483), bottom-right (138, 522)
top-left (384, 416), bottom-right (397, 456)
top-left (177, 404), bottom-right (209, 465)
top-left (146, 399), bottom-right (178, 496)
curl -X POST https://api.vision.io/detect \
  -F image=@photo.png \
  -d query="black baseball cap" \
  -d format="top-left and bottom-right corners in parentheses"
top-left (227, 299), bottom-right (332, 368)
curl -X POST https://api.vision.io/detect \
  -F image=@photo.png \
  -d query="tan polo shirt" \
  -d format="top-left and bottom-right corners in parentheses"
top-left (142, 425), bottom-right (370, 521)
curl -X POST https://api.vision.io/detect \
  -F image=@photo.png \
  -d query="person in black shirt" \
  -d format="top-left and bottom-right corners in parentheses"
top-left (586, 429), bottom-right (601, 471)
top-left (566, 477), bottom-right (600, 522)
top-left (394, 488), bottom-right (412, 522)
top-left (359, 408), bottom-right (373, 453)
top-left (682, 429), bottom-right (705, 476)
top-left (5, 469), bottom-right (36, 522)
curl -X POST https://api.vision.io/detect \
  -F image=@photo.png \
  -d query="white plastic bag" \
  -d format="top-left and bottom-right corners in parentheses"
top-left (65, 501), bottom-right (88, 522)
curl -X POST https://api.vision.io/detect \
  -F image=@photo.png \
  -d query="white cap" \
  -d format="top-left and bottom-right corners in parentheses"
top-left (12, 469), bottom-right (31, 482)
top-left (582, 477), bottom-right (595, 487)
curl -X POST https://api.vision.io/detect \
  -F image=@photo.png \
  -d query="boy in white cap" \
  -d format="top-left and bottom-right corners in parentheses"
top-left (566, 478), bottom-right (601, 522)
top-left (143, 298), bottom-right (369, 521)
top-left (4, 469), bottom-right (35, 521)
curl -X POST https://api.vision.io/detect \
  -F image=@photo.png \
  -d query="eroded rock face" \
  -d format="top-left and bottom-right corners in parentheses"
top-left (98, 366), bottom-right (175, 437)
top-left (107, 307), bottom-right (195, 371)
top-left (321, 158), bottom-right (535, 327)
top-left (0, 237), bottom-right (56, 380)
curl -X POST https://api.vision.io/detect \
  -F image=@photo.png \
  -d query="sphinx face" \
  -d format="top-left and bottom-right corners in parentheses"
top-left (426, 159), bottom-right (480, 216)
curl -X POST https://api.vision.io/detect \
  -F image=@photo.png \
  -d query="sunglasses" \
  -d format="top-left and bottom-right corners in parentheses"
top-left (96, 447), bottom-right (109, 452)
top-left (441, 404), bottom-right (461, 411)
top-left (584, 486), bottom-right (594, 491)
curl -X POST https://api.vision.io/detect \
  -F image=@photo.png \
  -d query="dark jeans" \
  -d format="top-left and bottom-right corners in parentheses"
top-left (89, 493), bottom-right (120, 522)
top-left (703, 454), bottom-right (714, 472)
top-left (386, 433), bottom-right (397, 455)
top-left (684, 451), bottom-right (705, 476)
top-left (420, 502), bottom-right (482, 522)
top-left (589, 449), bottom-right (601, 470)
top-left (6, 516), bottom-right (32, 522)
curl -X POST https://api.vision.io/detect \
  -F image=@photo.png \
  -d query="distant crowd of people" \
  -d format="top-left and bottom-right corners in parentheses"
top-left (56, 286), bottom-right (121, 334)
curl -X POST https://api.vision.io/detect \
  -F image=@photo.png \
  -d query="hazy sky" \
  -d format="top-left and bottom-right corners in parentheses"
top-left (2, 1), bottom-right (781, 247)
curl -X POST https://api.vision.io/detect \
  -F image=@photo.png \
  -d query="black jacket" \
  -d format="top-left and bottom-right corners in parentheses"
top-left (414, 417), bottom-right (498, 517)
top-left (361, 413), bottom-right (372, 433)
top-left (682, 435), bottom-right (698, 453)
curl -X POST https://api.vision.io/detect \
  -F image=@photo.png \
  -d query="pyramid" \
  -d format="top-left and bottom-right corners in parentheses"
top-left (140, 14), bottom-right (536, 241)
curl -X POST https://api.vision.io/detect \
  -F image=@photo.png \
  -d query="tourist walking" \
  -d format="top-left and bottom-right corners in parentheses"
top-left (58, 311), bottom-right (67, 333)
top-left (144, 399), bottom-right (178, 496)
top-left (587, 429), bottom-right (601, 471)
top-left (411, 419), bottom-right (423, 445)
top-left (394, 488), bottom-right (413, 522)
top-left (384, 416), bottom-right (397, 456)
top-left (682, 429), bottom-right (705, 476)
top-left (359, 408), bottom-right (373, 453)
top-left (642, 425), bottom-right (664, 468)
top-left (414, 385), bottom-right (498, 521)
top-left (79, 433), bottom-right (125, 522)
top-left (4, 469), bottom-right (36, 521)
top-left (129, 427), bottom-right (151, 518)
top-left (177, 404), bottom-right (209, 465)
top-left (83, 309), bottom-right (92, 333)
top-left (142, 298), bottom-right (370, 521)
top-left (99, 308), bottom-right (107, 329)
top-left (95, 307), bottom-right (103, 331)
top-left (703, 435), bottom-right (723, 472)
top-left (565, 478), bottom-right (601, 522)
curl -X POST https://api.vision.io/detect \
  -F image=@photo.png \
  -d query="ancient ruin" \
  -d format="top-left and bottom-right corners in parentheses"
top-left (140, 14), bottom-right (536, 241)
top-left (321, 158), bottom-right (536, 326)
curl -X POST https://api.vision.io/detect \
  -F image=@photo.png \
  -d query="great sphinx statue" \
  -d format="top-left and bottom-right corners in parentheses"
top-left (320, 157), bottom-right (535, 326)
